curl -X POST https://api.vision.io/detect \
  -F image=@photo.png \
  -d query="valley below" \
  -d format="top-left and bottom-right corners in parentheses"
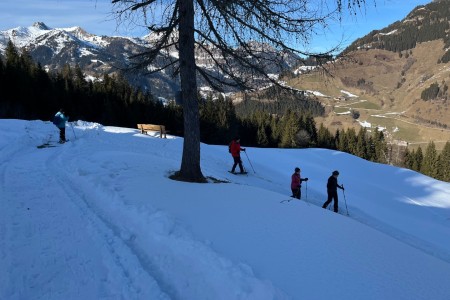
top-left (286, 41), bottom-right (450, 150)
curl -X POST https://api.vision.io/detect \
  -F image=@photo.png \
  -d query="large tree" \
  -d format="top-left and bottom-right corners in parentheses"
top-left (112, 0), bottom-right (369, 182)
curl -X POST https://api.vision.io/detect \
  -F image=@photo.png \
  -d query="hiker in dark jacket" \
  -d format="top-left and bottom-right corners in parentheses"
top-left (229, 137), bottom-right (246, 173)
top-left (322, 170), bottom-right (344, 212)
top-left (54, 109), bottom-right (69, 143)
top-left (291, 167), bottom-right (308, 199)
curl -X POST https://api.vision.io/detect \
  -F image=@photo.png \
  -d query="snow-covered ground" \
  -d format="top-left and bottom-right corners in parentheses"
top-left (340, 90), bottom-right (358, 98)
top-left (1, 119), bottom-right (450, 300)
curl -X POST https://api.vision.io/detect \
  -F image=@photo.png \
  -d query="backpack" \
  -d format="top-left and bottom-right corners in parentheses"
top-left (52, 115), bottom-right (61, 126)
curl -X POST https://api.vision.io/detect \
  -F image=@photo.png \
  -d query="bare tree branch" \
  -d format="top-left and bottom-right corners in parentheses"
top-left (111, 0), bottom-right (371, 182)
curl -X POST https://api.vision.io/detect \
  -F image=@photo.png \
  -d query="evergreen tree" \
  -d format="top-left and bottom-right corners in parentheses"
top-left (334, 129), bottom-right (341, 150)
top-left (199, 95), bottom-right (237, 144)
top-left (304, 115), bottom-right (318, 146)
top-left (270, 114), bottom-right (282, 145)
top-left (280, 111), bottom-right (301, 148)
top-left (337, 129), bottom-right (349, 152)
top-left (356, 127), bottom-right (368, 159)
top-left (421, 141), bottom-right (438, 177)
top-left (73, 64), bottom-right (87, 89)
top-left (0, 56), bottom-right (5, 116)
top-left (5, 40), bottom-right (19, 67)
top-left (317, 123), bottom-right (335, 149)
top-left (437, 142), bottom-right (450, 181)
top-left (412, 146), bottom-right (424, 172)
top-left (256, 124), bottom-right (269, 147)
top-left (402, 147), bottom-right (413, 169)
top-left (421, 82), bottom-right (440, 101)
top-left (346, 128), bottom-right (358, 154)
top-left (4, 41), bottom-right (20, 93)
top-left (367, 135), bottom-right (376, 161)
top-left (373, 128), bottom-right (387, 163)
top-left (0, 55), bottom-right (3, 81)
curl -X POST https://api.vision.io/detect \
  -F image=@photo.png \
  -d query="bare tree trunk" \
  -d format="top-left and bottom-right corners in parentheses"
top-left (178, 0), bottom-right (204, 181)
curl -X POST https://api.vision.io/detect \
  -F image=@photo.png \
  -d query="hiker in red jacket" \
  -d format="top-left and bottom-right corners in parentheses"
top-left (291, 167), bottom-right (308, 199)
top-left (230, 137), bottom-right (246, 174)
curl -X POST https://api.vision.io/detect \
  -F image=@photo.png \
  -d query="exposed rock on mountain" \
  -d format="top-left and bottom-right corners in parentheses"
top-left (0, 22), bottom-right (300, 99)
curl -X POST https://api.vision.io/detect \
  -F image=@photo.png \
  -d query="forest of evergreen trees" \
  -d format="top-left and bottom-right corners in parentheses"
top-left (403, 141), bottom-right (450, 182)
top-left (343, 0), bottom-right (450, 63)
top-left (421, 81), bottom-right (449, 101)
top-left (0, 40), bottom-right (179, 130)
top-left (234, 86), bottom-right (325, 117)
top-left (1, 41), bottom-right (449, 182)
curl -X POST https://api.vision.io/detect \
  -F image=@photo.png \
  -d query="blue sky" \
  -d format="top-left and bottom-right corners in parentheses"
top-left (0, 0), bottom-right (432, 52)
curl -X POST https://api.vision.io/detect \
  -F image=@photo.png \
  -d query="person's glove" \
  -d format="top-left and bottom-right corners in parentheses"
top-left (305, 178), bottom-right (309, 181)
top-left (242, 148), bottom-right (246, 151)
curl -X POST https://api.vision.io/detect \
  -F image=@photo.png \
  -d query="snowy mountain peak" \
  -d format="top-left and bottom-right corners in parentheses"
top-left (64, 26), bottom-right (92, 39)
top-left (1, 22), bottom-right (94, 49)
top-left (32, 21), bottom-right (50, 30)
top-left (0, 22), bottom-right (300, 99)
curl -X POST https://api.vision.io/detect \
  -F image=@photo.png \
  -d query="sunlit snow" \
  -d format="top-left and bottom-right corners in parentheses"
top-left (1, 119), bottom-right (450, 300)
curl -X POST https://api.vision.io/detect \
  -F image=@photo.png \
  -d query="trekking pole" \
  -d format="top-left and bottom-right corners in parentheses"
top-left (244, 151), bottom-right (256, 173)
top-left (69, 122), bottom-right (77, 140)
top-left (303, 184), bottom-right (310, 206)
top-left (305, 181), bottom-right (308, 201)
top-left (342, 184), bottom-right (349, 216)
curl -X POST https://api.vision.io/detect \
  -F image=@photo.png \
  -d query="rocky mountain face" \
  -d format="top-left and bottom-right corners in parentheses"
top-left (0, 22), bottom-right (300, 100)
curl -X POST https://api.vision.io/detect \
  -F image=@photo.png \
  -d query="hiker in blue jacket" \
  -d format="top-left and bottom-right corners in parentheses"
top-left (54, 109), bottom-right (69, 143)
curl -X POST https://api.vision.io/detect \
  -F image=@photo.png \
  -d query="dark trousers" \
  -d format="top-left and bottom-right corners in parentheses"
top-left (322, 191), bottom-right (338, 212)
top-left (59, 127), bottom-right (66, 143)
top-left (231, 156), bottom-right (244, 173)
top-left (291, 187), bottom-right (301, 199)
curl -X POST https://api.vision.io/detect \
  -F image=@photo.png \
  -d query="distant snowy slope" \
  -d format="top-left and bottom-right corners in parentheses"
top-left (1, 119), bottom-right (449, 300)
top-left (0, 22), bottom-right (112, 51)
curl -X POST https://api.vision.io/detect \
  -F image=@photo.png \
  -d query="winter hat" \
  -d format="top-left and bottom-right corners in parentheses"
top-left (332, 170), bottom-right (339, 175)
top-left (295, 167), bottom-right (300, 172)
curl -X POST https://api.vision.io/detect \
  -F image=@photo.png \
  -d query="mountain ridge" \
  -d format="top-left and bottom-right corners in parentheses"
top-left (2, 0), bottom-right (450, 147)
top-left (0, 22), bottom-right (300, 100)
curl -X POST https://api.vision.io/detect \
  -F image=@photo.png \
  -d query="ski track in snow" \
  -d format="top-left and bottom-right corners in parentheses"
top-left (0, 121), bottom-right (285, 300)
top-left (0, 129), bottom-right (167, 299)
